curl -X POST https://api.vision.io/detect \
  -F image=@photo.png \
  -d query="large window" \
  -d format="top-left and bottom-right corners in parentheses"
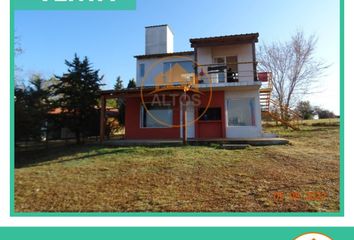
top-left (198, 108), bottom-right (222, 121)
top-left (141, 104), bottom-right (173, 128)
top-left (163, 61), bottom-right (194, 84)
top-left (227, 98), bottom-right (255, 126)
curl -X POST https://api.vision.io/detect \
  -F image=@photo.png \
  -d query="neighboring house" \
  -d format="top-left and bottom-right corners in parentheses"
top-left (101, 24), bottom-right (273, 140)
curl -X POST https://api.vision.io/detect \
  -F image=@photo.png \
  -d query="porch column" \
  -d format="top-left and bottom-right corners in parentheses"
top-left (182, 89), bottom-right (188, 145)
top-left (100, 95), bottom-right (106, 143)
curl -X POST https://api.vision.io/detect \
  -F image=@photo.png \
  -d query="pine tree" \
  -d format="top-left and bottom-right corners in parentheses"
top-left (52, 54), bottom-right (103, 143)
top-left (114, 76), bottom-right (125, 127)
top-left (127, 78), bottom-right (136, 88)
top-left (15, 75), bottom-right (50, 142)
top-left (114, 76), bottom-right (124, 91)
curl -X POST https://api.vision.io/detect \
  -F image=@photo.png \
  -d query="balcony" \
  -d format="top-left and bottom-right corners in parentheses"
top-left (197, 61), bottom-right (256, 81)
top-left (195, 61), bottom-right (264, 88)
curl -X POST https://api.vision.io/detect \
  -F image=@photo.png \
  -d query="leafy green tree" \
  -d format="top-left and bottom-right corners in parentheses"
top-left (127, 78), bottom-right (136, 88)
top-left (51, 54), bottom-right (103, 143)
top-left (296, 101), bottom-right (314, 120)
top-left (314, 106), bottom-right (336, 119)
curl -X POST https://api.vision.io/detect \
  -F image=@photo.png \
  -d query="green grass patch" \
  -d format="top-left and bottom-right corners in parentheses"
top-left (15, 121), bottom-right (340, 212)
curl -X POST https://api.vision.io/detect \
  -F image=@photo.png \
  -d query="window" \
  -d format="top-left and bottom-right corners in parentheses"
top-left (212, 57), bottom-right (226, 83)
top-left (213, 57), bottom-right (225, 64)
top-left (141, 104), bottom-right (173, 128)
top-left (163, 61), bottom-right (194, 84)
top-left (198, 108), bottom-right (222, 121)
top-left (227, 98), bottom-right (255, 126)
top-left (211, 56), bottom-right (239, 83)
top-left (139, 63), bottom-right (145, 78)
top-left (226, 56), bottom-right (238, 82)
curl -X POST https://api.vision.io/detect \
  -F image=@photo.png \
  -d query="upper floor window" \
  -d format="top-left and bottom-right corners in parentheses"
top-left (163, 61), bottom-right (194, 84)
top-left (211, 56), bottom-right (238, 83)
top-left (139, 63), bottom-right (145, 78)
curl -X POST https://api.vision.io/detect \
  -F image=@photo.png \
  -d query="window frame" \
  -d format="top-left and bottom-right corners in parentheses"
top-left (139, 63), bottom-right (145, 78)
top-left (198, 107), bottom-right (222, 121)
top-left (140, 103), bottom-right (173, 128)
top-left (226, 97), bottom-right (256, 127)
top-left (163, 60), bottom-right (194, 84)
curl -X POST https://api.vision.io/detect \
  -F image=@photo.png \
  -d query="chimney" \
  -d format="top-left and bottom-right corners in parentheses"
top-left (145, 24), bottom-right (174, 55)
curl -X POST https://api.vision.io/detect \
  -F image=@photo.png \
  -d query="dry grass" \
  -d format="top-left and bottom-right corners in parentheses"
top-left (15, 121), bottom-right (340, 212)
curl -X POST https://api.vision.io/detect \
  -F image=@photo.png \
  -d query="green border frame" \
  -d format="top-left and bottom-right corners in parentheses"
top-left (10, 0), bottom-right (345, 217)
top-left (0, 227), bottom-right (354, 239)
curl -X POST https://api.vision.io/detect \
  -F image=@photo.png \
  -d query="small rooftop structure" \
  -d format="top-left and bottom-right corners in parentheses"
top-left (145, 24), bottom-right (174, 55)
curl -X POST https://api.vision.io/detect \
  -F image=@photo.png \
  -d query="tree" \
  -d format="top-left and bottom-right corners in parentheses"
top-left (314, 106), bottom-right (336, 119)
top-left (258, 30), bottom-right (329, 120)
top-left (114, 76), bottom-right (125, 126)
top-left (51, 54), bottom-right (103, 143)
top-left (14, 35), bottom-right (24, 85)
top-left (296, 101), bottom-right (314, 120)
top-left (15, 75), bottom-right (50, 142)
top-left (114, 76), bottom-right (124, 90)
top-left (15, 86), bottom-right (30, 142)
top-left (127, 78), bottom-right (136, 88)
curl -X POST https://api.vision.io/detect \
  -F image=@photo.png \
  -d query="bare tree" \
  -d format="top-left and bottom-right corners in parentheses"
top-left (15, 35), bottom-right (24, 85)
top-left (258, 30), bottom-right (329, 119)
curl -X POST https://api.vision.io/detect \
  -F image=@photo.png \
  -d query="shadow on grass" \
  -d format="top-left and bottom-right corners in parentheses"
top-left (14, 142), bottom-right (196, 169)
top-left (15, 144), bottom-right (135, 169)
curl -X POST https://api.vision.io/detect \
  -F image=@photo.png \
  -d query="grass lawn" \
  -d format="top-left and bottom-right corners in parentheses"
top-left (15, 119), bottom-right (340, 212)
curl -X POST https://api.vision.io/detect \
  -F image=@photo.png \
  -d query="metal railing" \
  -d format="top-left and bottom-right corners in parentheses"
top-left (195, 62), bottom-right (263, 84)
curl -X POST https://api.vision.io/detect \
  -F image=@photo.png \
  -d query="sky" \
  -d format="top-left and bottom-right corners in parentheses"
top-left (15, 0), bottom-right (340, 114)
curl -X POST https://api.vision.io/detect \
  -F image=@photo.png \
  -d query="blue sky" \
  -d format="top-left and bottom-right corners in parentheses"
top-left (15, 0), bottom-right (340, 114)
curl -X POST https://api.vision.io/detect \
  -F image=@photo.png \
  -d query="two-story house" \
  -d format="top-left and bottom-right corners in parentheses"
top-left (101, 25), bottom-right (273, 141)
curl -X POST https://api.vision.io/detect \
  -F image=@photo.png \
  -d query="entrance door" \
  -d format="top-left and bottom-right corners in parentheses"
top-left (180, 101), bottom-right (195, 139)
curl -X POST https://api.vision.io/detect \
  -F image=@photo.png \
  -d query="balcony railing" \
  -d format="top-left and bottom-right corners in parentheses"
top-left (196, 62), bottom-right (258, 84)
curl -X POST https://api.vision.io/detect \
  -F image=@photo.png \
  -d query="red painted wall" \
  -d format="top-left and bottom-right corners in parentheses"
top-left (124, 90), bottom-right (226, 140)
top-left (125, 96), bottom-right (180, 140)
top-left (195, 90), bottom-right (226, 139)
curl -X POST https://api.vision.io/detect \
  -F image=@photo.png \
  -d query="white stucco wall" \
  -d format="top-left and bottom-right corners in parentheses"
top-left (197, 44), bottom-right (255, 83)
top-left (136, 54), bottom-right (194, 87)
top-left (145, 25), bottom-right (174, 55)
top-left (224, 89), bottom-right (262, 138)
top-left (166, 27), bottom-right (174, 54)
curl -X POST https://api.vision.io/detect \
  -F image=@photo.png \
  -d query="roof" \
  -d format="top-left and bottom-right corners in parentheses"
top-left (145, 24), bottom-right (169, 29)
top-left (48, 107), bottom-right (118, 115)
top-left (100, 87), bottom-right (154, 96)
top-left (145, 24), bottom-right (174, 35)
top-left (190, 33), bottom-right (259, 47)
top-left (134, 51), bottom-right (194, 60)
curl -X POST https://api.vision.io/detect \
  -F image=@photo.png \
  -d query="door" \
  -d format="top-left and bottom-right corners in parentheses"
top-left (226, 56), bottom-right (238, 82)
top-left (180, 101), bottom-right (195, 139)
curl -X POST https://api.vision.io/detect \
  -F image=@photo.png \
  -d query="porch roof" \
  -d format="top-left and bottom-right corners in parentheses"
top-left (100, 86), bottom-right (155, 98)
